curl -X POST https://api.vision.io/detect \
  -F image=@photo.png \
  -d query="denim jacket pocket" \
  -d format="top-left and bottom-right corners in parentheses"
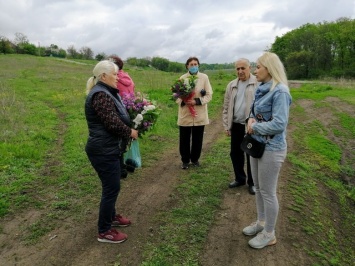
top-left (255, 104), bottom-right (272, 122)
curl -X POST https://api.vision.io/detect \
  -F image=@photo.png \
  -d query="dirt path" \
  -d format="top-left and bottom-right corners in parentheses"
top-left (0, 118), bottom-right (226, 266)
top-left (198, 96), bottom-right (355, 266)
top-left (3, 98), bottom-right (338, 265)
top-left (199, 137), bottom-right (307, 266)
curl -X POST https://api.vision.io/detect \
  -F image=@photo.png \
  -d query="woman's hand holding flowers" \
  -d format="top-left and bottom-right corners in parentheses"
top-left (170, 75), bottom-right (198, 117)
top-left (122, 92), bottom-right (160, 138)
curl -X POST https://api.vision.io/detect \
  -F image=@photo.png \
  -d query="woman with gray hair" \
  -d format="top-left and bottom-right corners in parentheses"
top-left (242, 52), bottom-right (292, 249)
top-left (85, 60), bottom-right (138, 243)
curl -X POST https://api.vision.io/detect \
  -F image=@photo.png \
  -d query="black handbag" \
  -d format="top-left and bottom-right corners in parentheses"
top-left (240, 134), bottom-right (265, 158)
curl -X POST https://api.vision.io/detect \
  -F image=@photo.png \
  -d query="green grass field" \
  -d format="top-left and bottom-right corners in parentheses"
top-left (0, 55), bottom-right (354, 265)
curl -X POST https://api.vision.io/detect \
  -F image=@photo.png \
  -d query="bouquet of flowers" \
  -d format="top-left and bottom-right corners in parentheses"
top-left (170, 75), bottom-right (198, 117)
top-left (121, 92), bottom-right (160, 138)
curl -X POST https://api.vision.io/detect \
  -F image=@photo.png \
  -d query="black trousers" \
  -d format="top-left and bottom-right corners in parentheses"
top-left (179, 125), bottom-right (205, 164)
top-left (230, 123), bottom-right (254, 186)
top-left (87, 153), bottom-right (121, 233)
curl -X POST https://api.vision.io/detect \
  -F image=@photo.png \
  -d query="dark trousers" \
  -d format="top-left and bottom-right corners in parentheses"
top-left (230, 123), bottom-right (254, 186)
top-left (87, 154), bottom-right (121, 233)
top-left (179, 125), bottom-right (205, 164)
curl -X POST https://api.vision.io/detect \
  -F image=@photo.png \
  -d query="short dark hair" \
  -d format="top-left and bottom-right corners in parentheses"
top-left (110, 56), bottom-right (124, 70)
top-left (185, 56), bottom-right (200, 68)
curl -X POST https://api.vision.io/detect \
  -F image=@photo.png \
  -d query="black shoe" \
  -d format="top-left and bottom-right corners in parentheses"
top-left (191, 161), bottom-right (200, 167)
top-left (228, 180), bottom-right (246, 188)
top-left (181, 163), bottom-right (189, 169)
top-left (248, 185), bottom-right (256, 195)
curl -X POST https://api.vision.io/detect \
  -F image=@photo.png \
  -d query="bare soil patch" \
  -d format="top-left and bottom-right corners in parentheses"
top-left (199, 112), bottom-right (309, 266)
top-left (1, 119), bottom-right (224, 266)
top-left (1, 95), bottom-right (353, 266)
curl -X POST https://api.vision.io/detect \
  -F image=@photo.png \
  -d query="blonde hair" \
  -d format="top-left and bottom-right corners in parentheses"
top-left (257, 52), bottom-right (288, 91)
top-left (85, 60), bottom-right (118, 94)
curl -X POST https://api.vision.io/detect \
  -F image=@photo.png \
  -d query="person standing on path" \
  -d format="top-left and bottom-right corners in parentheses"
top-left (85, 60), bottom-right (138, 244)
top-left (176, 56), bottom-right (213, 169)
top-left (242, 52), bottom-right (292, 249)
top-left (222, 58), bottom-right (258, 195)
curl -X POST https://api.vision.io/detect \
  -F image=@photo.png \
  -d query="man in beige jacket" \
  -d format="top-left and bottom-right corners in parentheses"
top-left (222, 58), bottom-right (258, 195)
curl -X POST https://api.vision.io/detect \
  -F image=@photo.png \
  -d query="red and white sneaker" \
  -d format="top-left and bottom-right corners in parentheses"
top-left (112, 214), bottom-right (131, 227)
top-left (97, 229), bottom-right (127, 243)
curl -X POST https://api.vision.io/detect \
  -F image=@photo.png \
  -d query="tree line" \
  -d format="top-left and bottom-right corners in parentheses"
top-left (0, 32), bottom-right (234, 71)
top-left (1, 17), bottom-right (353, 78)
top-left (125, 57), bottom-right (234, 72)
top-left (270, 17), bottom-right (355, 79)
top-left (0, 32), bottom-right (98, 60)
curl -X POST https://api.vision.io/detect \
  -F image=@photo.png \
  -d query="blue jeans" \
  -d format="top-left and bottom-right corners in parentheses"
top-left (87, 154), bottom-right (121, 233)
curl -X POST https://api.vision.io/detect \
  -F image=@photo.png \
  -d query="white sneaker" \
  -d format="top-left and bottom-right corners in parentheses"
top-left (242, 221), bottom-right (264, 236)
top-left (248, 230), bottom-right (277, 249)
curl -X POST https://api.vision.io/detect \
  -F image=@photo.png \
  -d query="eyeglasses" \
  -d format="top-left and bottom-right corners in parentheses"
top-left (236, 67), bottom-right (246, 71)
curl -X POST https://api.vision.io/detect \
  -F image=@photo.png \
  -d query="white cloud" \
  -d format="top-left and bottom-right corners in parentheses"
top-left (0, 0), bottom-right (353, 63)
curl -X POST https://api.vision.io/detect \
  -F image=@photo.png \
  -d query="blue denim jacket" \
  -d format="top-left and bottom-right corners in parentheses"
top-left (250, 81), bottom-right (292, 151)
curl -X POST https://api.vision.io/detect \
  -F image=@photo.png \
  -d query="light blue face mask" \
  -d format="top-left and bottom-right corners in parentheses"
top-left (189, 66), bottom-right (199, 74)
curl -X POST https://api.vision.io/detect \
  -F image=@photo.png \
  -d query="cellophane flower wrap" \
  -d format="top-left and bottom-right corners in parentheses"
top-left (170, 75), bottom-right (198, 117)
top-left (121, 92), bottom-right (160, 138)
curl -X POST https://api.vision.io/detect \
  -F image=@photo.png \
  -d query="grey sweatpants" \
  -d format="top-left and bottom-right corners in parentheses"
top-left (250, 149), bottom-right (287, 233)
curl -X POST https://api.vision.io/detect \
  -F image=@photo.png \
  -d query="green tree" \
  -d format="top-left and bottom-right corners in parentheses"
top-left (136, 58), bottom-right (151, 67)
top-left (127, 57), bottom-right (138, 66)
top-left (286, 51), bottom-right (314, 79)
top-left (271, 18), bottom-right (355, 79)
top-left (95, 52), bottom-right (106, 61)
top-left (67, 45), bottom-right (78, 59)
top-left (168, 61), bottom-right (185, 72)
top-left (58, 49), bottom-right (67, 58)
top-left (14, 32), bottom-right (29, 45)
top-left (125, 57), bottom-right (151, 68)
top-left (14, 32), bottom-right (29, 54)
top-left (38, 46), bottom-right (46, 56)
top-left (151, 56), bottom-right (169, 71)
top-left (22, 43), bottom-right (37, 55)
top-left (80, 46), bottom-right (94, 60)
top-left (0, 36), bottom-right (14, 54)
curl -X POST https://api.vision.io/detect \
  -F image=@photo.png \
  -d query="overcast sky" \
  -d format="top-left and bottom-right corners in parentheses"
top-left (0, 0), bottom-right (354, 63)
